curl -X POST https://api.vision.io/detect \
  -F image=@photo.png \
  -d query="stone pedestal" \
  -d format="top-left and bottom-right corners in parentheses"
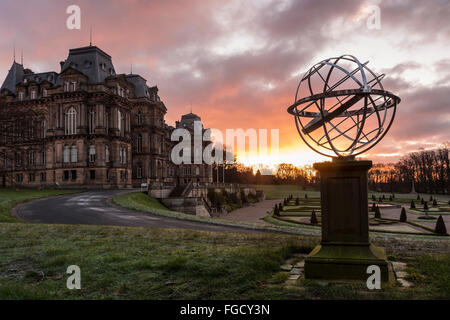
top-left (305, 158), bottom-right (390, 282)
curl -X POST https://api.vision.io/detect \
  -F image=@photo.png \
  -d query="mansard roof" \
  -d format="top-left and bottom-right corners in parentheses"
top-left (1, 61), bottom-right (24, 93)
top-left (1, 45), bottom-right (160, 100)
top-left (23, 71), bottom-right (59, 85)
top-left (60, 45), bottom-right (116, 83)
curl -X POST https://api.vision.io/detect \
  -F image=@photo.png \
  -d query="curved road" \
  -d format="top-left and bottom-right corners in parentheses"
top-left (16, 190), bottom-right (263, 234)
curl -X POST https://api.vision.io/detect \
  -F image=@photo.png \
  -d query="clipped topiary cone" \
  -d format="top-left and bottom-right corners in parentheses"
top-left (372, 194), bottom-right (376, 201)
top-left (434, 215), bottom-right (448, 235)
top-left (274, 205), bottom-right (279, 216)
top-left (424, 201), bottom-right (429, 210)
top-left (310, 209), bottom-right (318, 224)
top-left (379, 196), bottom-right (382, 202)
top-left (382, 195), bottom-right (385, 199)
top-left (295, 197), bottom-right (299, 205)
top-left (432, 199), bottom-right (438, 207)
top-left (429, 196), bottom-right (433, 202)
top-left (392, 194), bottom-right (395, 199)
top-left (279, 203), bottom-right (283, 212)
top-left (389, 196), bottom-right (393, 201)
top-left (371, 203), bottom-right (376, 212)
top-left (375, 205), bottom-right (381, 219)
top-left (421, 198), bottom-right (424, 204)
top-left (305, 194), bottom-right (308, 199)
top-left (400, 207), bottom-right (407, 222)
top-left (417, 194), bottom-right (420, 200)
top-left (410, 200), bottom-right (416, 209)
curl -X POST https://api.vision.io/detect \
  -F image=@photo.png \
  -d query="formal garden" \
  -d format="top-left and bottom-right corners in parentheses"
top-left (266, 192), bottom-right (449, 237)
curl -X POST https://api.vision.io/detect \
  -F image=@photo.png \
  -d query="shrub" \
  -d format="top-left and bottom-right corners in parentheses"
top-left (375, 206), bottom-right (381, 219)
top-left (410, 200), bottom-right (416, 209)
top-left (400, 207), bottom-right (407, 222)
top-left (434, 215), bottom-right (448, 235)
top-left (310, 209), bottom-right (318, 224)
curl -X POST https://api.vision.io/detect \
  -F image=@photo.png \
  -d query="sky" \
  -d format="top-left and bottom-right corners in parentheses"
top-left (0, 0), bottom-right (449, 169)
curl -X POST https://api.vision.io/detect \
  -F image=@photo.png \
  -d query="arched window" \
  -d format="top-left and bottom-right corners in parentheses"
top-left (105, 145), bottom-right (110, 162)
top-left (65, 107), bottom-right (77, 135)
top-left (137, 134), bottom-right (142, 153)
top-left (137, 111), bottom-right (142, 125)
top-left (63, 145), bottom-right (70, 163)
top-left (89, 145), bottom-right (96, 162)
top-left (71, 145), bottom-right (77, 162)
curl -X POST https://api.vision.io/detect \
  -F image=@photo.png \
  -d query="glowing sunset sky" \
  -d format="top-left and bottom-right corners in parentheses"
top-left (0, 0), bottom-right (449, 167)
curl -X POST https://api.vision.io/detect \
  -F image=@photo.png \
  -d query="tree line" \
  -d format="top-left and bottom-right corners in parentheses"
top-left (369, 145), bottom-right (450, 194)
top-left (215, 162), bottom-right (319, 187)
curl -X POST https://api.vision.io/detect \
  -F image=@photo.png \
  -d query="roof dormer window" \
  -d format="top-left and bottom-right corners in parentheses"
top-left (18, 91), bottom-right (24, 101)
top-left (30, 90), bottom-right (37, 99)
top-left (42, 88), bottom-right (48, 97)
top-left (70, 82), bottom-right (77, 91)
top-left (64, 81), bottom-right (70, 92)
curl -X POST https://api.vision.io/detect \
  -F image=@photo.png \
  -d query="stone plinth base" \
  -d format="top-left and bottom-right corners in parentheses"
top-left (305, 243), bottom-right (391, 282)
top-left (305, 158), bottom-right (391, 282)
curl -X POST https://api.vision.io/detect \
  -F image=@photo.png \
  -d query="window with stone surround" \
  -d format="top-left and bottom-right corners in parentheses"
top-left (65, 107), bottom-right (77, 135)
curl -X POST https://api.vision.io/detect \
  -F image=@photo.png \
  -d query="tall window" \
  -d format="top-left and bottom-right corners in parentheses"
top-left (41, 151), bottom-right (46, 165)
top-left (41, 120), bottom-right (46, 138)
top-left (117, 110), bottom-right (122, 135)
top-left (137, 166), bottom-right (142, 178)
top-left (137, 135), bottom-right (142, 153)
top-left (18, 91), bottom-right (24, 100)
top-left (42, 88), bottom-right (48, 97)
top-left (28, 151), bottom-right (34, 165)
top-left (70, 82), bottom-right (77, 91)
top-left (89, 110), bottom-right (95, 134)
top-left (105, 112), bottom-right (109, 133)
top-left (64, 82), bottom-right (69, 92)
top-left (63, 145), bottom-right (70, 163)
top-left (118, 110), bottom-right (125, 137)
top-left (105, 145), bottom-right (110, 162)
top-left (30, 90), bottom-right (37, 99)
top-left (89, 145), bottom-right (96, 162)
top-left (137, 111), bottom-right (142, 125)
top-left (120, 147), bottom-right (127, 164)
top-left (71, 145), bottom-right (77, 162)
top-left (65, 107), bottom-right (77, 135)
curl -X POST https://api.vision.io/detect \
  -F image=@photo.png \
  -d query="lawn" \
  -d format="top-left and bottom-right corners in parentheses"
top-left (1, 223), bottom-right (449, 299)
top-left (251, 185), bottom-right (320, 200)
top-left (0, 188), bottom-right (449, 300)
top-left (0, 189), bottom-right (82, 223)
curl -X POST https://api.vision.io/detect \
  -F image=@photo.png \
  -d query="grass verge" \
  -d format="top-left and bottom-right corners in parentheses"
top-left (0, 189), bottom-right (82, 223)
top-left (112, 192), bottom-right (319, 236)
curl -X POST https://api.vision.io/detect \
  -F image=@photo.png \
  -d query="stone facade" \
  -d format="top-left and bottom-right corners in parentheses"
top-left (0, 45), bottom-right (212, 188)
